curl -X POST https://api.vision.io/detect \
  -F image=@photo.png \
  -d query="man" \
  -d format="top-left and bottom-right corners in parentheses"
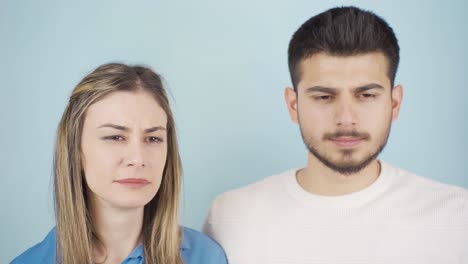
top-left (203, 6), bottom-right (468, 264)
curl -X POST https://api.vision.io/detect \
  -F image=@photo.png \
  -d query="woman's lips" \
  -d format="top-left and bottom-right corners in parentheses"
top-left (114, 178), bottom-right (150, 188)
top-left (329, 136), bottom-right (363, 147)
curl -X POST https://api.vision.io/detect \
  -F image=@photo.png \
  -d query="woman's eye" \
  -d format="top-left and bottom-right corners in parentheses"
top-left (103, 135), bottom-right (125, 141)
top-left (147, 136), bottom-right (164, 143)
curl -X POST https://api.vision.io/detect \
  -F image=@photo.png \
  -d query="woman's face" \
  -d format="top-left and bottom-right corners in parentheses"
top-left (81, 89), bottom-right (168, 210)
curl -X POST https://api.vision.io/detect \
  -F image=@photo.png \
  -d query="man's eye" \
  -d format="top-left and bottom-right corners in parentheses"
top-left (359, 93), bottom-right (376, 99)
top-left (147, 136), bottom-right (164, 143)
top-left (315, 95), bottom-right (333, 101)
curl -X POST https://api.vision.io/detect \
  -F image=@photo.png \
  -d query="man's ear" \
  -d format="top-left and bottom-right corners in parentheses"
top-left (284, 87), bottom-right (299, 124)
top-left (391, 84), bottom-right (403, 122)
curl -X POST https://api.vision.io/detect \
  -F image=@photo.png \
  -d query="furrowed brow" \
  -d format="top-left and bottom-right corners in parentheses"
top-left (97, 123), bottom-right (129, 131)
top-left (305, 86), bottom-right (338, 94)
top-left (353, 83), bottom-right (384, 93)
top-left (144, 126), bottom-right (166, 133)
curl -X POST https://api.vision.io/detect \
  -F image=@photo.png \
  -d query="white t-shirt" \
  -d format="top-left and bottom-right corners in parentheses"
top-left (203, 161), bottom-right (468, 264)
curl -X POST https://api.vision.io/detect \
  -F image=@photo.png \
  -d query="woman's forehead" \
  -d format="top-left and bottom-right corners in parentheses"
top-left (84, 90), bottom-right (167, 129)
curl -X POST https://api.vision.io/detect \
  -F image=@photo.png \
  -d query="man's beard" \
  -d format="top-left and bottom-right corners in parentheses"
top-left (299, 124), bottom-right (391, 175)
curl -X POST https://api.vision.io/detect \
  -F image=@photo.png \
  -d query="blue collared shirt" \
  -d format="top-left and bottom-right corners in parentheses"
top-left (11, 227), bottom-right (227, 264)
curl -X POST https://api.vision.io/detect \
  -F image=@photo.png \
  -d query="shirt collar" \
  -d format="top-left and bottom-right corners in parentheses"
top-left (125, 232), bottom-right (191, 259)
top-left (180, 230), bottom-right (190, 251)
top-left (125, 243), bottom-right (144, 259)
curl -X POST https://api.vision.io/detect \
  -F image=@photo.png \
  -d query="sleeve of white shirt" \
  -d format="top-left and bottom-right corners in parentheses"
top-left (202, 204), bottom-right (215, 239)
top-left (462, 189), bottom-right (468, 262)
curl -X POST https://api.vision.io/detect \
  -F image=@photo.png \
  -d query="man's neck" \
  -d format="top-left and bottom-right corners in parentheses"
top-left (297, 156), bottom-right (381, 196)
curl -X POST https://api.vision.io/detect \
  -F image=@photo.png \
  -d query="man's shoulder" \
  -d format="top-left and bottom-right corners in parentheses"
top-left (220, 170), bottom-right (291, 195)
top-left (389, 162), bottom-right (467, 194)
top-left (207, 169), bottom-right (295, 218)
top-left (385, 161), bottom-right (468, 213)
top-left (10, 227), bottom-right (56, 264)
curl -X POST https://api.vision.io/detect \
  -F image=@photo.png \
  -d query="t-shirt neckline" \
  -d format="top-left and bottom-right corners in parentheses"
top-left (286, 160), bottom-right (393, 208)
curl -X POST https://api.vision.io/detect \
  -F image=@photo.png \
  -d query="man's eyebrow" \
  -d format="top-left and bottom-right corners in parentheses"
top-left (305, 86), bottom-right (338, 94)
top-left (353, 83), bottom-right (384, 93)
top-left (97, 124), bottom-right (166, 133)
top-left (305, 83), bottom-right (384, 94)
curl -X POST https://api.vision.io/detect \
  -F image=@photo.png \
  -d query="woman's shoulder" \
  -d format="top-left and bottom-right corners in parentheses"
top-left (180, 226), bottom-right (227, 264)
top-left (10, 227), bottom-right (57, 264)
top-left (11, 226), bottom-right (226, 263)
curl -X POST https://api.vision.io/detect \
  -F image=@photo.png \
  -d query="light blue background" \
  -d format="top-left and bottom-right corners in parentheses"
top-left (2, 0), bottom-right (467, 262)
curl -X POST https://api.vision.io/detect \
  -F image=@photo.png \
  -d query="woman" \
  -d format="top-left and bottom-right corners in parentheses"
top-left (11, 63), bottom-right (227, 264)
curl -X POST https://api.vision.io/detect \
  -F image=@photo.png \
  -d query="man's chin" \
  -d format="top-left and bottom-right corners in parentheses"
top-left (312, 153), bottom-right (376, 175)
top-left (329, 162), bottom-right (371, 175)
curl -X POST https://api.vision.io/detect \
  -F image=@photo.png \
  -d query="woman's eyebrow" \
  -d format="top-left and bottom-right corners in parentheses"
top-left (97, 123), bottom-right (166, 133)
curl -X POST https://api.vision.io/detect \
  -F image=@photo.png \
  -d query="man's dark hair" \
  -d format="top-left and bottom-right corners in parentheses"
top-left (288, 6), bottom-right (400, 90)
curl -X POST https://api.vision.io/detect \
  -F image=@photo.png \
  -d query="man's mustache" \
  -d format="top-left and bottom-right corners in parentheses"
top-left (323, 131), bottom-right (371, 140)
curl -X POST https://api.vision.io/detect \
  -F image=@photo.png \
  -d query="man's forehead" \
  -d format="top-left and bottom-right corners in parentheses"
top-left (297, 52), bottom-right (391, 90)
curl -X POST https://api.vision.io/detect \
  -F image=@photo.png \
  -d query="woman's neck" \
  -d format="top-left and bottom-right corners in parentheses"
top-left (89, 197), bottom-right (144, 263)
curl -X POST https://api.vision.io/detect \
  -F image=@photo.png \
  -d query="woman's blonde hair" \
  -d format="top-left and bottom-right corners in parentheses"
top-left (54, 63), bottom-right (183, 264)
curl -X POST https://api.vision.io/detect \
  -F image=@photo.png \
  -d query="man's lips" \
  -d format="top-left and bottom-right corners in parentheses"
top-left (329, 136), bottom-right (364, 147)
top-left (114, 178), bottom-right (150, 188)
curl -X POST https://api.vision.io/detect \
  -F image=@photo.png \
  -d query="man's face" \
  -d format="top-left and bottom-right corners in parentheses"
top-left (285, 52), bottom-right (403, 174)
